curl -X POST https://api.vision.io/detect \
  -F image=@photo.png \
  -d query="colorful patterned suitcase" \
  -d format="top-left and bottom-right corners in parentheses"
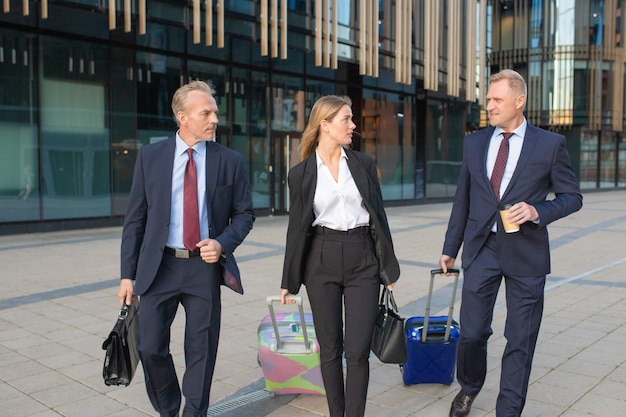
top-left (257, 295), bottom-right (325, 396)
top-left (402, 269), bottom-right (461, 385)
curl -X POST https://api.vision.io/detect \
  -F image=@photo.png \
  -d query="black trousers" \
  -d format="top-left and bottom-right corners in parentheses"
top-left (138, 254), bottom-right (221, 417)
top-left (457, 233), bottom-right (545, 417)
top-left (304, 227), bottom-right (380, 417)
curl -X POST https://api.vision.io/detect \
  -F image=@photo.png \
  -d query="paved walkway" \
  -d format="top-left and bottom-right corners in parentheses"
top-left (1, 190), bottom-right (625, 417)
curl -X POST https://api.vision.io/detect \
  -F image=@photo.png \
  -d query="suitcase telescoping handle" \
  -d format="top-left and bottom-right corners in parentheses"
top-left (422, 269), bottom-right (460, 344)
top-left (266, 295), bottom-right (311, 352)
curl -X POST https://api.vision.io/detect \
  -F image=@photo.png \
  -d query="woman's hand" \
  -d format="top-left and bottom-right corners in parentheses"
top-left (280, 288), bottom-right (296, 304)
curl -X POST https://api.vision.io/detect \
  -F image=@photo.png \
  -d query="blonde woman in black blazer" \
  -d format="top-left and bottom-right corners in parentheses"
top-left (280, 95), bottom-right (400, 417)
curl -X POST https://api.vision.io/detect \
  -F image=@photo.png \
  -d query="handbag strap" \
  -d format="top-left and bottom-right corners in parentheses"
top-left (381, 288), bottom-right (400, 314)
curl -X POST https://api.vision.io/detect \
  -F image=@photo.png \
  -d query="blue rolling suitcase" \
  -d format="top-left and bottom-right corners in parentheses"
top-left (402, 268), bottom-right (461, 385)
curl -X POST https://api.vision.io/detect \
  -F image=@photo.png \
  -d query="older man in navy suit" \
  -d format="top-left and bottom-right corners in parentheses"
top-left (439, 69), bottom-right (582, 417)
top-left (118, 81), bottom-right (254, 417)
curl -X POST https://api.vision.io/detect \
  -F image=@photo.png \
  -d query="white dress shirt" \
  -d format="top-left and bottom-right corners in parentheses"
top-left (487, 119), bottom-right (526, 231)
top-left (165, 134), bottom-right (209, 248)
top-left (311, 148), bottom-right (370, 231)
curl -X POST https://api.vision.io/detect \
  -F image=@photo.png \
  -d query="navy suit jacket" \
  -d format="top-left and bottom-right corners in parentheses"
top-left (442, 124), bottom-right (582, 277)
top-left (281, 148), bottom-right (400, 295)
top-left (120, 137), bottom-right (255, 295)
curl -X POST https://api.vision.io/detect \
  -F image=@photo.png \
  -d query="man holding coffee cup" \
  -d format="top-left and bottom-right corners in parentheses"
top-left (438, 69), bottom-right (582, 417)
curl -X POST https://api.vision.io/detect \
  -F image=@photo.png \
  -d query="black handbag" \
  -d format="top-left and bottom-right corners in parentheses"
top-left (102, 299), bottom-right (140, 386)
top-left (371, 288), bottom-right (407, 364)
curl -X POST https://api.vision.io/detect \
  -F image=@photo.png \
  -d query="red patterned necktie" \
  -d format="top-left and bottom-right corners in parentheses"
top-left (183, 148), bottom-right (200, 251)
top-left (490, 132), bottom-right (513, 201)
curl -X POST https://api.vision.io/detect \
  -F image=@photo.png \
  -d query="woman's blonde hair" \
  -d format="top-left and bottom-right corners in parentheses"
top-left (171, 81), bottom-right (216, 127)
top-left (300, 95), bottom-right (352, 161)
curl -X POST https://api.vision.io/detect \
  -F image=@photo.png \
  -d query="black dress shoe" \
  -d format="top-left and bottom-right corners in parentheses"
top-left (449, 390), bottom-right (476, 417)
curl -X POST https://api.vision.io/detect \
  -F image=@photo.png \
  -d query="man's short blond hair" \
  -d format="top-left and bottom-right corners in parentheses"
top-left (490, 69), bottom-right (527, 97)
top-left (171, 81), bottom-right (216, 127)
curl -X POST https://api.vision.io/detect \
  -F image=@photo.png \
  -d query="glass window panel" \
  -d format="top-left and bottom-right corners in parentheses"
top-left (599, 131), bottom-right (616, 188)
top-left (618, 134), bottom-right (626, 187)
top-left (136, 52), bottom-right (181, 144)
top-left (580, 130), bottom-right (598, 189)
top-left (111, 47), bottom-right (136, 216)
top-left (425, 100), bottom-right (463, 198)
top-left (362, 90), bottom-right (415, 200)
top-left (0, 28), bottom-right (40, 222)
top-left (40, 36), bottom-right (111, 220)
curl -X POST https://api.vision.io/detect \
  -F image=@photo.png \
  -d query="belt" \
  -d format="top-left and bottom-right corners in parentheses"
top-left (314, 225), bottom-right (370, 236)
top-left (164, 247), bottom-right (200, 258)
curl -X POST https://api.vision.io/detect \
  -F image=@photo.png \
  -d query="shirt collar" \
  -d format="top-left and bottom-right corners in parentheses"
top-left (315, 146), bottom-right (348, 168)
top-left (175, 132), bottom-right (205, 156)
top-left (494, 117), bottom-right (527, 140)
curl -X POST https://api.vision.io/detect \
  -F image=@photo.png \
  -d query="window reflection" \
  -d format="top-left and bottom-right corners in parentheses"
top-left (580, 130), bottom-right (598, 189)
top-left (0, 28), bottom-right (40, 222)
top-left (40, 36), bottom-right (111, 220)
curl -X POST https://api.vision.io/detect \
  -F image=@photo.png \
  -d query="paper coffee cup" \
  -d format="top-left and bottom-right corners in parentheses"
top-left (499, 204), bottom-right (519, 233)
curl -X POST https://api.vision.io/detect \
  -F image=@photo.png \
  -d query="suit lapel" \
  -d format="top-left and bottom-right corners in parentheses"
top-left (479, 127), bottom-right (495, 179)
top-left (301, 153), bottom-right (317, 228)
top-left (501, 124), bottom-right (538, 201)
top-left (345, 149), bottom-right (372, 204)
top-left (163, 138), bottom-right (176, 222)
top-left (205, 141), bottom-right (219, 225)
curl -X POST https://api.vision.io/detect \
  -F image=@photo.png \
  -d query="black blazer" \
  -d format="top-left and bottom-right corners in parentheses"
top-left (120, 137), bottom-right (255, 295)
top-left (281, 148), bottom-right (400, 295)
top-left (442, 124), bottom-right (582, 276)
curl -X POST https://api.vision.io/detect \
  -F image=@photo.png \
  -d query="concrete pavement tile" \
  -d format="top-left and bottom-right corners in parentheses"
top-left (5, 369), bottom-right (73, 394)
top-left (2, 394), bottom-right (49, 417)
top-left (567, 392), bottom-right (626, 416)
top-left (569, 344), bottom-right (626, 368)
top-left (105, 381), bottom-right (154, 414)
top-left (57, 333), bottom-right (108, 360)
top-left (264, 404), bottom-right (324, 417)
top-left (0, 349), bottom-right (29, 368)
top-left (1, 357), bottom-right (50, 381)
top-left (539, 369), bottom-right (600, 395)
top-left (54, 393), bottom-right (130, 417)
top-left (587, 378), bottom-right (626, 401)
top-left (29, 410), bottom-right (69, 417)
top-left (606, 363), bottom-right (626, 383)
top-left (207, 379), bottom-right (241, 405)
top-left (107, 409), bottom-right (153, 417)
top-left (527, 380), bottom-right (587, 408)
top-left (0, 381), bottom-right (23, 400)
top-left (518, 398), bottom-right (563, 417)
top-left (559, 410), bottom-right (601, 417)
top-left (36, 350), bottom-right (93, 370)
top-left (287, 393), bottom-right (329, 415)
top-left (29, 381), bottom-right (99, 408)
top-left (4, 334), bottom-right (63, 357)
top-left (530, 352), bottom-right (569, 371)
top-left (58, 359), bottom-right (115, 392)
top-left (366, 385), bottom-right (435, 415)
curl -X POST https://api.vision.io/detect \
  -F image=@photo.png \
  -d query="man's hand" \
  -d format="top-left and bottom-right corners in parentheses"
top-left (118, 278), bottom-right (135, 306)
top-left (439, 254), bottom-right (456, 274)
top-left (508, 202), bottom-right (539, 225)
top-left (198, 239), bottom-right (223, 263)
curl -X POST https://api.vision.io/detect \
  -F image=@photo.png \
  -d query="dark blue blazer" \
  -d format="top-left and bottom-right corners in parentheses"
top-left (281, 148), bottom-right (400, 295)
top-left (442, 124), bottom-right (582, 277)
top-left (120, 137), bottom-right (255, 295)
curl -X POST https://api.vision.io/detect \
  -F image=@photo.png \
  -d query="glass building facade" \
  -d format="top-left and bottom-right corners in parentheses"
top-left (490, 0), bottom-right (626, 190)
top-left (0, 0), bottom-right (620, 234)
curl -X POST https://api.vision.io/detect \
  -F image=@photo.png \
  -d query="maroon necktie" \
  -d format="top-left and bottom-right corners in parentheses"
top-left (183, 148), bottom-right (200, 251)
top-left (490, 132), bottom-right (513, 201)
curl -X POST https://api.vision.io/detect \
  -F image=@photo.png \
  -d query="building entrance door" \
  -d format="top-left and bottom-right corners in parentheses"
top-left (269, 131), bottom-right (301, 214)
